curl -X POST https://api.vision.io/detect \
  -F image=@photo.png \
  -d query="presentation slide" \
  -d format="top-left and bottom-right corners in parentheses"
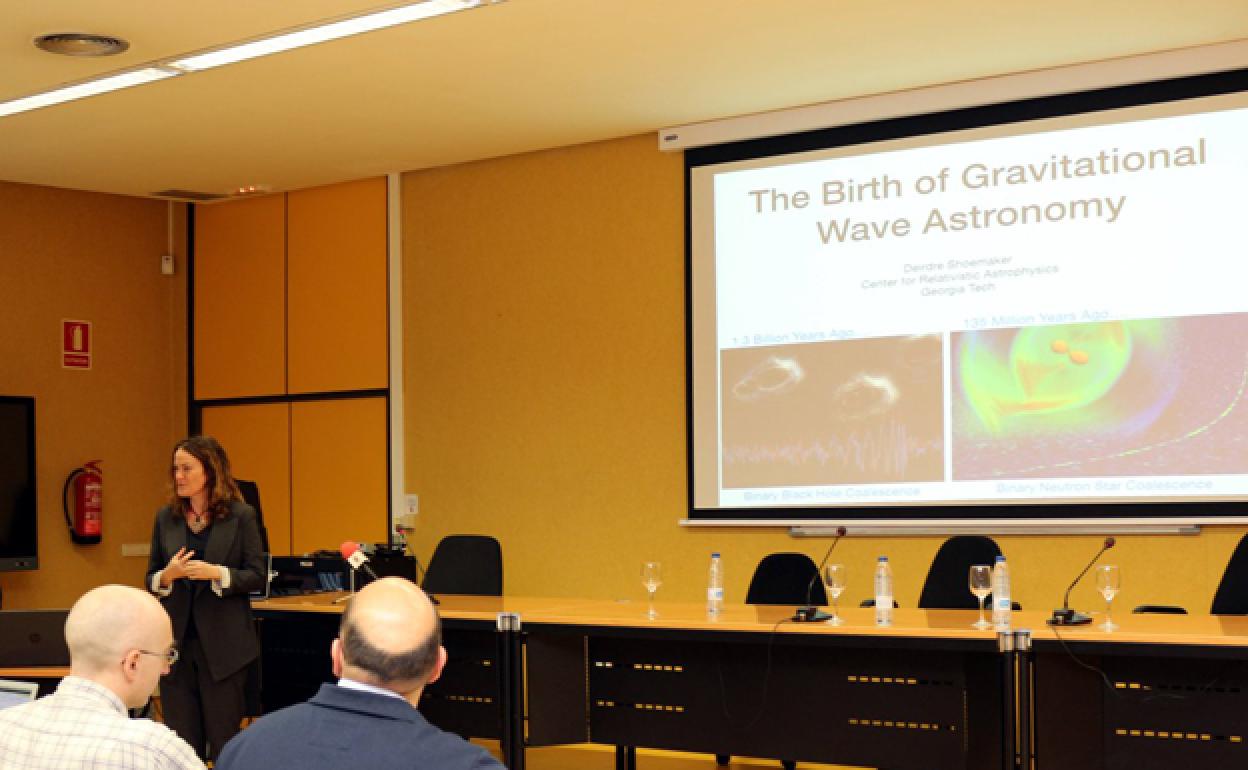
top-left (690, 89), bottom-right (1248, 514)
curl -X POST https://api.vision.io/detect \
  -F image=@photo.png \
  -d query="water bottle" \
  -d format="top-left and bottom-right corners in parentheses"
top-left (873, 556), bottom-right (893, 626)
top-left (707, 552), bottom-right (724, 617)
top-left (991, 555), bottom-right (1012, 629)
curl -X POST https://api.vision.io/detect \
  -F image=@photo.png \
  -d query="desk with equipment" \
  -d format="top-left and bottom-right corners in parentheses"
top-left (254, 595), bottom-right (1017, 770)
top-left (254, 596), bottom-right (1248, 770)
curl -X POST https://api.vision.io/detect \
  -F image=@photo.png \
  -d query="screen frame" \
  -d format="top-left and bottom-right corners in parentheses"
top-left (0, 396), bottom-right (37, 571)
top-left (684, 67), bottom-right (1248, 526)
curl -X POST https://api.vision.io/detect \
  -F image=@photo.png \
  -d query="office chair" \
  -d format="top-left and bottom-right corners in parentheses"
top-left (1137, 531), bottom-right (1248, 616)
top-left (713, 554), bottom-right (820, 770)
top-left (1211, 532), bottom-right (1248, 615)
top-left (422, 535), bottom-right (503, 596)
top-left (745, 552), bottom-right (827, 606)
top-left (236, 479), bottom-right (271, 554)
top-left (919, 535), bottom-right (1005, 610)
top-left (1133, 604), bottom-right (1188, 615)
top-left (859, 536), bottom-right (1019, 610)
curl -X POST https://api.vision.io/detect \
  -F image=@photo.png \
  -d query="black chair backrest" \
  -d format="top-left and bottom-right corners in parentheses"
top-left (422, 535), bottom-right (503, 596)
top-left (236, 479), bottom-right (270, 554)
top-left (918, 535), bottom-right (1004, 610)
top-left (1212, 532), bottom-right (1248, 615)
top-left (746, 552), bottom-right (826, 606)
top-left (1133, 604), bottom-right (1188, 615)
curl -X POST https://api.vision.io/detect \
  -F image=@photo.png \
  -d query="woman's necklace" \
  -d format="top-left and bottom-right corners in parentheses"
top-left (187, 508), bottom-right (209, 534)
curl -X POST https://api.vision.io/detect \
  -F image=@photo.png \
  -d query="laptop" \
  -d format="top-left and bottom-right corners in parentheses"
top-left (0, 679), bottom-right (39, 710)
top-left (0, 610), bottom-right (70, 667)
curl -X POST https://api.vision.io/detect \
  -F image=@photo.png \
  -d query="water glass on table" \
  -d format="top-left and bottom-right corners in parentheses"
top-left (969, 565), bottom-right (993, 629)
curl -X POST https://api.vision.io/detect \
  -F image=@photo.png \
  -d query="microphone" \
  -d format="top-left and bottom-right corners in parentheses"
top-left (339, 541), bottom-right (379, 581)
top-left (1048, 536), bottom-right (1116, 626)
top-left (793, 526), bottom-right (847, 622)
top-left (338, 540), bottom-right (439, 604)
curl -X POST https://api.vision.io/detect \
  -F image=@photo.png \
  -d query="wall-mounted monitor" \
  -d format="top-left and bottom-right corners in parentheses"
top-left (687, 67), bottom-right (1248, 527)
top-left (0, 397), bottom-right (37, 570)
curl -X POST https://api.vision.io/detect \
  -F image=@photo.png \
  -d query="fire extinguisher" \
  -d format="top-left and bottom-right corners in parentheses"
top-left (62, 461), bottom-right (103, 545)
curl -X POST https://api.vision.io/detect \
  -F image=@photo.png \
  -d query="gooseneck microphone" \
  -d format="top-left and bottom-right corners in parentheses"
top-left (1048, 536), bottom-right (1116, 626)
top-left (339, 541), bottom-right (379, 581)
top-left (794, 526), bottom-right (848, 622)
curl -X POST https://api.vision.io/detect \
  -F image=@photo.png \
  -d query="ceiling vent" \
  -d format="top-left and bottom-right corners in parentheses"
top-left (34, 33), bottom-right (130, 57)
top-left (151, 189), bottom-right (229, 202)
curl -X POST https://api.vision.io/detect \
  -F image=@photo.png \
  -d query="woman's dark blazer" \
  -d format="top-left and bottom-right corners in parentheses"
top-left (145, 499), bottom-right (266, 682)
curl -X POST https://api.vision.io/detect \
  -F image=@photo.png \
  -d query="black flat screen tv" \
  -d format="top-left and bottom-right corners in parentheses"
top-left (0, 397), bottom-right (37, 571)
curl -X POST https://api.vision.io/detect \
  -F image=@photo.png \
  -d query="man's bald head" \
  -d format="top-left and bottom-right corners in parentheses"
top-left (65, 585), bottom-right (171, 674)
top-left (338, 578), bottom-right (442, 691)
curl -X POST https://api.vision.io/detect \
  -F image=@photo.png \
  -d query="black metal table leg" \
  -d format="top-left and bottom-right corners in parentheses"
top-left (497, 612), bottom-right (525, 770)
top-left (615, 745), bottom-right (636, 770)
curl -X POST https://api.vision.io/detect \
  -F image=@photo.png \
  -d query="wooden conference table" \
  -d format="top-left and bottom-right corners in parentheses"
top-left (252, 594), bottom-right (1248, 770)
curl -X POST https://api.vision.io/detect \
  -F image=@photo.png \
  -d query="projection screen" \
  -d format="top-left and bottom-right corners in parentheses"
top-left (687, 67), bottom-right (1248, 525)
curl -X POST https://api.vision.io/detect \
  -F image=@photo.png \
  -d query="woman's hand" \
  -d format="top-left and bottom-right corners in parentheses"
top-left (184, 560), bottom-right (225, 582)
top-left (160, 547), bottom-right (195, 586)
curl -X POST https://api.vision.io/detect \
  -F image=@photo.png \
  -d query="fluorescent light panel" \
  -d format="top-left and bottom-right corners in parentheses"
top-left (0, 67), bottom-right (175, 118)
top-left (168, 0), bottom-right (481, 72)
top-left (0, 0), bottom-right (484, 117)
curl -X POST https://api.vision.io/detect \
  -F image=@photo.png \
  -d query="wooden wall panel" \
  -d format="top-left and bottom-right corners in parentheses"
top-left (287, 178), bottom-right (387, 394)
top-left (290, 397), bottom-right (388, 554)
top-left (194, 195), bottom-right (286, 399)
top-left (200, 403), bottom-right (292, 556)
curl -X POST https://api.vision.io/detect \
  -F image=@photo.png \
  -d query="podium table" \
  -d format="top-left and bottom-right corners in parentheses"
top-left (1030, 612), bottom-right (1248, 770)
top-left (254, 595), bottom-right (1018, 770)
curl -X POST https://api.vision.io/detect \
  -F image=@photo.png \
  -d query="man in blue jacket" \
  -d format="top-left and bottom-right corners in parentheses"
top-left (215, 577), bottom-right (502, 770)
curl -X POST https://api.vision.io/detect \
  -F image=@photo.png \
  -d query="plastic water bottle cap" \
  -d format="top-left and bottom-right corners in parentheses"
top-left (878, 556), bottom-right (888, 561)
top-left (995, 555), bottom-right (1006, 562)
top-left (711, 552), bottom-right (720, 558)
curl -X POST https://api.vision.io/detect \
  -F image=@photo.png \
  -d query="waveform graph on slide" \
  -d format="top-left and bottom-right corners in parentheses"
top-left (720, 334), bottom-right (945, 489)
top-left (952, 312), bottom-right (1248, 480)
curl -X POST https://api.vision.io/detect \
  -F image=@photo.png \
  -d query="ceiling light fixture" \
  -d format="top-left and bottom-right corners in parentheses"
top-left (167, 0), bottom-right (483, 73)
top-left (0, 0), bottom-right (492, 119)
top-left (0, 67), bottom-right (176, 118)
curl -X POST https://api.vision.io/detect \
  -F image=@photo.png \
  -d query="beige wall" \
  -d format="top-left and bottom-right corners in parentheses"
top-left (0, 180), bottom-right (187, 609)
top-left (402, 133), bottom-right (1248, 616)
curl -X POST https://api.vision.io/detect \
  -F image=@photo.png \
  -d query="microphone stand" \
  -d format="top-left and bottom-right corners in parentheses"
top-left (333, 550), bottom-right (380, 604)
top-left (793, 526), bottom-right (847, 622)
top-left (1048, 537), bottom-right (1116, 626)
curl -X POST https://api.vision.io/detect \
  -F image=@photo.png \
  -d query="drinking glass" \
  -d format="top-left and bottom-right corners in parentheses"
top-left (969, 565), bottom-right (993, 629)
top-left (824, 564), bottom-right (847, 626)
top-left (1096, 564), bottom-right (1120, 632)
top-left (641, 561), bottom-right (662, 619)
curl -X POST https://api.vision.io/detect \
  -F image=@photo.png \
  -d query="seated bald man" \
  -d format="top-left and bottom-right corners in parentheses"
top-left (0, 584), bottom-right (204, 769)
top-left (215, 577), bottom-right (503, 770)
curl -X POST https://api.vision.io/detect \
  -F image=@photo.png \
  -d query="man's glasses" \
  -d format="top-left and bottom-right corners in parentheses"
top-left (136, 647), bottom-right (180, 666)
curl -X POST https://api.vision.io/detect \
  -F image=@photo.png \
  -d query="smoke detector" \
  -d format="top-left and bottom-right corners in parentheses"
top-left (34, 33), bottom-right (130, 57)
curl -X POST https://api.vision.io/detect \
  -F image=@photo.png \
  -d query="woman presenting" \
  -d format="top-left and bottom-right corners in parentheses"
top-left (146, 435), bottom-right (265, 760)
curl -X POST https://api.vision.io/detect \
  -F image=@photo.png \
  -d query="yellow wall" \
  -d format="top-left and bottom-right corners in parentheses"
top-left (0, 181), bottom-right (188, 609)
top-left (401, 133), bottom-right (1248, 616)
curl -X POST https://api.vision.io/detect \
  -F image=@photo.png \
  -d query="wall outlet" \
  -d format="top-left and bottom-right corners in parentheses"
top-left (121, 542), bottom-right (150, 557)
top-left (160, 254), bottom-right (175, 275)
